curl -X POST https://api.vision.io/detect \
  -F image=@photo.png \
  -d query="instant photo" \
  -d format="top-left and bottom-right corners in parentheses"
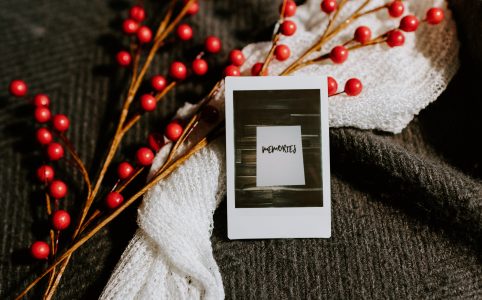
top-left (225, 76), bottom-right (331, 239)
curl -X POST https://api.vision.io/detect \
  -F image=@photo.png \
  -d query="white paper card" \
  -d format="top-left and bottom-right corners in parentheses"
top-left (256, 126), bottom-right (305, 187)
top-left (225, 76), bottom-right (331, 239)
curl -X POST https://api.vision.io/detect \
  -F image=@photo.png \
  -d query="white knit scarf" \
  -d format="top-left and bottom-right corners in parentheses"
top-left (101, 0), bottom-right (458, 299)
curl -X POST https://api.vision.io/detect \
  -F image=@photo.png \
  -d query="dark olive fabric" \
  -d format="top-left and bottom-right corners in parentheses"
top-left (1, 0), bottom-right (481, 299)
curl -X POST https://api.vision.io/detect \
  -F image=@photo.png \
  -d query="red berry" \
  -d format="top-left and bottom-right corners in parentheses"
top-left (192, 58), bottom-right (208, 76)
top-left (105, 192), bottom-right (124, 209)
top-left (151, 75), bottom-right (167, 92)
top-left (388, 1), bottom-right (404, 18)
top-left (426, 8), bottom-right (444, 25)
top-left (117, 162), bottom-right (134, 180)
top-left (9, 80), bottom-right (28, 97)
top-left (137, 26), bottom-right (153, 43)
top-left (329, 45), bottom-right (349, 64)
top-left (36, 128), bottom-right (53, 145)
top-left (52, 210), bottom-right (71, 231)
top-left (140, 94), bottom-right (156, 112)
top-left (33, 94), bottom-right (50, 107)
top-left (327, 76), bottom-right (338, 96)
top-left (52, 114), bottom-right (70, 132)
top-left (251, 62), bottom-right (267, 76)
top-left (116, 51), bottom-right (132, 67)
top-left (354, 26), bottom-right (371, 44)
top-left (224, 65), bottom-right (241, 76)
top-left (274, 44), bottom-right (291, 61)
top-left (400, 15), bottom-right (419, 32)
top-left (47, 143), bottom-right (64, 161)
top-left (148, 132), bottom-right (165, 152)
top-left (184, 0), bottom-right (199, 15)
top-left (122, 19), bottom-right (139, 35)
top-left (176, 24), bottom-right (193, 41)
top-left (136, 147), bottom-right (155, 166)
top-left (344, 78), bottom-right (363, 96)
top-left (49, 180), bottom-right (67, 199)
top-left (30, 241), bottom-right (50, 260)
top-left (280, 20), bottom-right (297, 36)
top-left (34, 107), bottom-right (51, 123)
top-left (129, 5), bottom-right (145, 22)
top-left (386, 29), bottom-right (405, 47)
top-left (36, 165), bottom-right (55, 183)
top-left (165, 122), bottom-right (183, 141)
top-left (321, 0), bottom-right (337, 14)
top-left (204, 36), bottom-right (222, 53)
top-left (169, 62), bottom-right (187, 80)
top-left (229, 49), bottom-right (245, 66)
top-left (280, 0), bottom-right (297, 17)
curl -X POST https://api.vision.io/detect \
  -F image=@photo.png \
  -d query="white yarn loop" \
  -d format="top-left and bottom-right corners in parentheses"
top-left (102, 1), bottom-right (458, 299)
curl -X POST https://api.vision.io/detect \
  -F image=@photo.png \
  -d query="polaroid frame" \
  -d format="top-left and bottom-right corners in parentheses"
top-left (225, 76), bottom-right (331, 239)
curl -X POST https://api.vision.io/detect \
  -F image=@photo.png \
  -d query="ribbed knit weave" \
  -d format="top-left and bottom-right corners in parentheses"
top-left (1, 0), bottom-right (481, 299)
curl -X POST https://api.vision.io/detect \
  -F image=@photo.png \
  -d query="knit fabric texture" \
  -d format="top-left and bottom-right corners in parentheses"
top-left (1, 0), bottom-right (481, 299)
top-left (241, 0), bottom-right (459, 133)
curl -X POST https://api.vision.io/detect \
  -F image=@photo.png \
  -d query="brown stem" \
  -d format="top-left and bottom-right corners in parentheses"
top-left (280, 0), bottom-right (378, 75)
top-left (43, 193), bottom-right (57, 298)
top-left (15, 134), bottom-right (215, 300)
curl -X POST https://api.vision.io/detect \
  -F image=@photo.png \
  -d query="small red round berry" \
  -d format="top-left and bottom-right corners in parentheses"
top-left (137, 26), bottom-right (153, 43)
top-left (136, 147), bottom-right (155, 166)
top-left (229, 49), bottom-right (245, 66)
top-left (52, 114), bottom-right (70, 132)
top-left (165, 122), bottom-right (183, 141)
top-left (49, 180), bottom-right (67, 199)
top-left (251, 62), bottom-right (267, 76)
top-left (329, 45), bottom-right (349, 64)
top-left (321, 0), bottom-right (337, 14)
top-left (105, 192), bottom-right (124, 209)
top-left (280, 0), bottom-right (297, 17)
top-left (116, 51), bottom-right (132, 67)
top-left (34, 107), bottom-right (51, 123)
top-left (344, 78), bottom-right (363, 96)
top-left (280, 20), bottom-right (297, 36)
top-left (140, 94), bottom-right (156, 112)
top-left (151, 75), bottom-right (167, 92)
top-left (37, 165), bottom-right (55, 183)
top-left (148, 132), bottom-right (164, 152)
top-left (36, 127), bottom-right (53, 145)
top-left (426, 8), bottom-right (444, 25)
top-left (33, 94), bottom-right (50, 107)
top-left (169, 61), bottom-right (187, 80)
top-left (386, 29), bottom-right (405, 47)
top-left (117, 162), bottom-right (134, 180)
top-left (184, 0), bottom-right (199, 15)
top-left (388, 1), bottom-right (404, 18)
top-left (399, 15), bottom-right (419, 32)
top-left (52, 210), bottom-right (71, 231)
top-left (354, 26), bottom-right (372, 44)
top-left (204, 36), bottom-right (222, 53)
top-left (224, 65), bottom-right (241, 76)
top-left (30, 241), bottom-right (50, 260)
top-left (122, 19), bottom-right (139, 35)
top-left (176, 24), bottom-right (193, 41)
top-left (129, 5), bottom-right (145, 22)
top-left (274, 44), bottom-right (291, 61)
top-left (9, 80), bottom-right (28, 97)
top-left (47, 143), bottom-right (64, 161)
top-left (327, 76), bottom-right (338, 96)
top-left (192, 58), bottom-right (208, 76)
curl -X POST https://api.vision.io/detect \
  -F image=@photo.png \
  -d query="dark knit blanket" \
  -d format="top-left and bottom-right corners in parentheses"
top-left (0, 0), bottom-right (480, 299)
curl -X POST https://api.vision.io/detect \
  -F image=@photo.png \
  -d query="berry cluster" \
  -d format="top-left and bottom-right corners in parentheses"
top-left (8, 80), bottom-right (72, 260)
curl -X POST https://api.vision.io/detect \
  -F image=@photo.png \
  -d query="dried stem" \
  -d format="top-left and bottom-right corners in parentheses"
top-left (259, 0), bottom-right (288, 75)
top-left (15, 133), bottom-right (216, 300)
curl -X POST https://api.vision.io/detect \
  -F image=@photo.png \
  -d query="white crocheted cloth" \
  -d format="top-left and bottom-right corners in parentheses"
top-left (102, 0), bottom-right (459, 299)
